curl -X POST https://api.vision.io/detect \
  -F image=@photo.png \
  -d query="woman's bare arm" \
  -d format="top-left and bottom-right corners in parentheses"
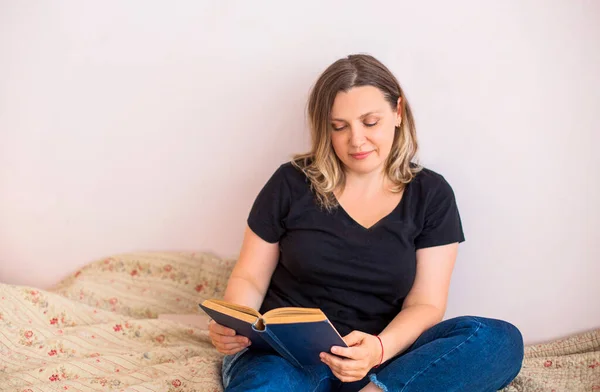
top-left (223, 224), bottom-right (280, 309)
top-left (209, 225), bottom-right (280, 354)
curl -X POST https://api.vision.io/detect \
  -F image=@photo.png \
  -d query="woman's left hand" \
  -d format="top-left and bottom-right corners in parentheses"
top-left (320, 331), bottom-right (383, 383)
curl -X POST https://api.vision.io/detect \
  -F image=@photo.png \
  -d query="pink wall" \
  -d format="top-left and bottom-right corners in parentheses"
top-left (1, 1), bottom-right (599, 345)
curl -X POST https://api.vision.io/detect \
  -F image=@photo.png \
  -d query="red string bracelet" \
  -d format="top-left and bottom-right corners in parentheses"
top-left (374, 335), bottom-right (384, 368)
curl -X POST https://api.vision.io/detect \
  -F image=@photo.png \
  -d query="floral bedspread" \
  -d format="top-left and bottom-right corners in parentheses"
top-left (0, 252), bottom-right (233, 391)
top-left (0, 252), bottom-right (598, 391)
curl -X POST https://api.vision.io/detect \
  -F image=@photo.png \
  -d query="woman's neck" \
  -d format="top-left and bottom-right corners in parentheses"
top-left (340, 168), bottom-right (390, 197)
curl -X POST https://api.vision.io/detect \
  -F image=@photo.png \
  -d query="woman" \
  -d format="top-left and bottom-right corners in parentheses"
top-left (209, 54), bottom-right (524, 391)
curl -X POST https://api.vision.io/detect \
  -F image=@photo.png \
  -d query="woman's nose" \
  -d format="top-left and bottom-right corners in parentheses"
top-left (349, 125), bottom-right (366, 147)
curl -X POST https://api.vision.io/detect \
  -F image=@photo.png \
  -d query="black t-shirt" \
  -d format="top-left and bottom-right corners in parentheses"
top-left (248, 162), bottom-right (465, 337)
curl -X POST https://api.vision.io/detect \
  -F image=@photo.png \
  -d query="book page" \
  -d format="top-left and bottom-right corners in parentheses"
top-left (263, 308), bottom-right (328, 324)
top-left (201, 299), bottom-right (261, 323)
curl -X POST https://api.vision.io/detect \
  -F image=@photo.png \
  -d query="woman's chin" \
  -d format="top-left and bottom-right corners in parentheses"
top-left (343, 160), bottom-right (384, 176)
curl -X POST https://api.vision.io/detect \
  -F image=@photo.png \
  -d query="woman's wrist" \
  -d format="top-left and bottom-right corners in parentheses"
top-left (373, 334), bottom-right (384, 368)
top-left (376, 332), bottom-right (395, 363)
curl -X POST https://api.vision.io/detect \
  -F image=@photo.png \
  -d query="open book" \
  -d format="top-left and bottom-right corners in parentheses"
top-left (199, 298), bottom-right (347, 368)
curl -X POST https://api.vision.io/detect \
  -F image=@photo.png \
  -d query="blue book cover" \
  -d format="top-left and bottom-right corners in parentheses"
top-left (199, 299), bottom-right (348, 368)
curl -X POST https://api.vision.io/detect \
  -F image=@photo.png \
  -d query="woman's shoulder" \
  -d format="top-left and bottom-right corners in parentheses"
top-left (268, 160), bottom-right (311, 193)
top-left (409, 165), bottom-right (456, 197)
top-left (412, 165), bottom-right (446, 184)
top-left (277, 160), bottom-right (303, 175)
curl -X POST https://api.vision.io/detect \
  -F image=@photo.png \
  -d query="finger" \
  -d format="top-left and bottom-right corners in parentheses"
top-left (337, 366), bottom-right (367, 380)
top-left (328, 359), bottom-right (369, 381)
top-left (331, 369), bottom-right (362, 383)
top-left (321, 352), bottom-right (368, 381)
top-left (209, 321), bottom-right (237, 337)
top-left (215, 344), bottom-right (247, 355)
top-left (321, 352), bottom-right (360, 372)
top-left (211, 336), bottom-right (252, 349)
top-left (331, 345), bottom-right (362, 360)
top-left (214, 340), bottom-right (250, 350)
top-left (343, 330), bottom-right (365, 347)
top-left (211, 334), bottom-right (250, 345)
top-left (209, 322), bottom-right (237, 337)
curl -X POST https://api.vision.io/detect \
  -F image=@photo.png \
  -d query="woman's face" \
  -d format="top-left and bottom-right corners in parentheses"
top-left (330, 85), bottom-right (401, 176)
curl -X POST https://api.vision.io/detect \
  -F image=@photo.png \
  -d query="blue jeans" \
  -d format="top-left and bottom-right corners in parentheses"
top-left (222, 316), bottom-right (524, 392)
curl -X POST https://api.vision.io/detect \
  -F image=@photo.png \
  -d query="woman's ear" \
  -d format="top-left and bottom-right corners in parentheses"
top-left (396, 97), bottom-right (403, 126)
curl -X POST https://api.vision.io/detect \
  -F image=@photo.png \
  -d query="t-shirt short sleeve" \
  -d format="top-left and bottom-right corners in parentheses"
top-left (247, 165), bottom-right (292, 243)
top-left (414, 175), bottom-right (465, 249)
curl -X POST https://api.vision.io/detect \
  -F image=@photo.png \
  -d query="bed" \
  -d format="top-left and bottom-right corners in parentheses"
top-left (0, 252), bottom-right (598, 391)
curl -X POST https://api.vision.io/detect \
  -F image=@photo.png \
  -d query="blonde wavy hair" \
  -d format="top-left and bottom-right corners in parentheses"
top-left (292, 54), bottom-right (421, 210)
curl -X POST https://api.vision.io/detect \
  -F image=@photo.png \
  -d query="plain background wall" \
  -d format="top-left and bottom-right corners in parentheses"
top-left (1, 1), bottom-right (599, 345)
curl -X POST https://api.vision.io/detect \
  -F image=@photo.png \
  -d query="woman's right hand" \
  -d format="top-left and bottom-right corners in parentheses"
top-left (208, 320), bottom-right (251, 355)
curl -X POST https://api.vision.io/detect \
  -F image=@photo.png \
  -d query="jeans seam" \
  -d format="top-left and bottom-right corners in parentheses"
top-left (311, 375), bottom-right (330, 392)
top-left (399, 318), bottom-right (483, 392)
top-left (221, 349), bottom-right (248, 389)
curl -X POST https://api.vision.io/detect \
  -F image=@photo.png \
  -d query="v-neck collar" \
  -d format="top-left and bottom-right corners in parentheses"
top-left (334, 185), bottom-right (408, 231)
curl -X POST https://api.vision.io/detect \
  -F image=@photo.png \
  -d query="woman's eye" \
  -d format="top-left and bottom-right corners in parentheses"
top-left (364, 121), bottom-right (378, 127)
top-left (332, 125), bottom-right (346, 131)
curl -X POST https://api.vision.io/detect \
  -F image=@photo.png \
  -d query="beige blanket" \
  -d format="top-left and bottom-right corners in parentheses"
top-left (0, 252), bottom-right (598, 391)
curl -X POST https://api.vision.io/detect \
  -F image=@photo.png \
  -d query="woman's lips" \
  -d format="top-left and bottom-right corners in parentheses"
top-left (350, 151), bottom-right (372, 160)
